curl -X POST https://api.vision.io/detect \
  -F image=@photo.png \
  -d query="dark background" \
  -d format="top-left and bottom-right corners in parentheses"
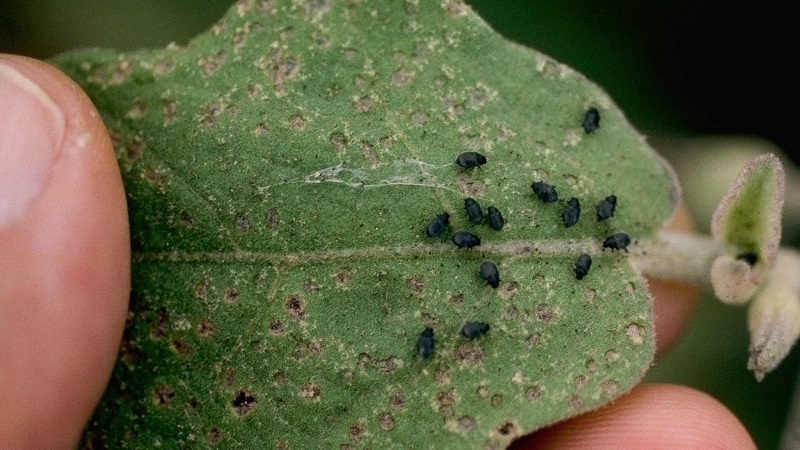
top-left (1, 1), bottom-right (796, 447)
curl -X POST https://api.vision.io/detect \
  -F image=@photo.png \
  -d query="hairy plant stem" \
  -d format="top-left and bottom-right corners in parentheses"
top-left (631, 231), bottom-right (732, 286)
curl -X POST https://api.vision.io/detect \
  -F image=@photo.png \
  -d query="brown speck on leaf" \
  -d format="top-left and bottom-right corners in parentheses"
top-left (258, 46), bottom-right (300, 95)
top-left (329, 132), bottom-right (348, 153)
top-left (435, 368), bottom-right (450, 385)
top-left (357, 353), bottom-right (372, 371)
top-left (499, 281), bottom-right (518, 300)
top-left (207, 428), bottom-right (222, 445)
top-left (606, 350), bottom-right (620, 362)
top-left (442, 0), bottom-right (468, 17)
top-left (359, 141), bottom-right (378, 166)
top-left (153, 386), bottom-right (175, 406)
top-left (308, 340), bottom-right (323, 357)
top-left (602, 380), bottom-right (619, 395)
top-left (110, 60), bottom-right (132, 84)
top-left (153, 59), bottom-right (175, 76)
top-left (535, 304), bottom-right (555, 323)
top-left (143, 167), bottom-right (166, 185)
top-left (410, 109), bottom-right (427, 127)
top-left (525, 333), bottom-right (541, 349)
top-left (224, 288), bottom-right (240, 304)
top-left (456, 173), bottom-right (486, 197)
top-left (149, 309), bottom-right (169, 341)
top-left (477, 385), bottom-right (489, 399)
top-left (268, 208), bottom-right (280, 231)
top-left (224, 369), bottom-right (236, 387)
top-left (171, 338), bottom-right (189, 356)
top-left (197, 50), bottom-right (228, 76)
top-left (303, 278), bottom-right (319, 293)
top-left (352, 95), bottom-right (374, 113)
top-left (583, 288), bottom-right (597, 302)
top-left (455, 342), bottom-right (484, 364)
top-left (247, 83), bottom-right (264, 99)
top-left (625, 323), bottom-right (645, 345)
top-left (526, 385), bottom-right (542, 403)
top-left (378, 412), bottom-right (395, 431)
top-left (458, 416), bottom-right (476, 432)
top-left (285, 294), bottom-right (306, 320)
top-left (299, 383), bottom-right (322, 401)
top-left (348, 423), bottom-right (366, 443)
top-left (380, 136), bottom-right (395, 148)
top-left (268, 319), bottom-right (284, 335)
top-left (568, 395), bottom-right (583, 409)
top-left (450, 293), bottom-right (464, 307)
top-left (231, 390), bottom-right (258, 416)
top-left (276, 440), bottom-right (289, 450)
top-left (127, 99), bottom-right (148, 119)
top-left (406, 277), bottom-right (425, 295)
top-left (253, 123), bottom-right (269, 137)
top-left (334, 267), bottom-right (354, 287)
top-left (586, 359), bottom-right (599, 373)
top-left (389, 393), bottom-right (405, 409)
top-left (503, 306), bottom-right (520, 321)
top-left (147, 91), bottom-right (174, 117)
top-left (421, 313), bottom-right (438, 327)
top-left (490, 393), bottom-right (502, 407)
top-left (439, 405), bottom-right (454, 420)
top-left (200, 102), bottom-right (225, 128)
top-left (194, 279), bottom-right (209, 300)
top-left (373, 356), bottom-right (401, 373)
top-left (289, 114), bottom-right (308, 131)
top-left (235, 212), bottom-right (250, 232)
top-left (574, 375), bottom-right (588, 389)
top-left (437, 390), bottom-right (456, 406)
top-left (392, 67), bottom-right (414, 86)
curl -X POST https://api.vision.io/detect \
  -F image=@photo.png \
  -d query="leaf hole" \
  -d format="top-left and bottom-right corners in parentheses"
top-left (153, 385), bottom-right (175, 406)
top-left (231, 390), bottom-right (258, 416)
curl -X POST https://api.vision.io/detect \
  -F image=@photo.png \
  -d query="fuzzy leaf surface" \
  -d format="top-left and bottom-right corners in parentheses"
top-left (55, 1), bottom-right (677, 448)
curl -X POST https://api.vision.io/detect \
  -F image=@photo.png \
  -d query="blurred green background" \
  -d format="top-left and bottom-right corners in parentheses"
top-left (2, 1), bottom-right (796, 447)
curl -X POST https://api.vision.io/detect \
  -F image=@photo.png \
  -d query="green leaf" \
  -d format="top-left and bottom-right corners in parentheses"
top-left (55, 1), bottom-right (677, 447)
top-left (711, 153), bottom-right (785, 304)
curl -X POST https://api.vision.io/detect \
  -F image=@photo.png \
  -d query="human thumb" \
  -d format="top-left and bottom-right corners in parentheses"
top-left (0, 55), bottom-right (129, 448)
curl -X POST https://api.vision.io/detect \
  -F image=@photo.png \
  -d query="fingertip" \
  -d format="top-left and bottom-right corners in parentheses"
top-left (0, 54), bottom-right (129, 447)
top-left (512, 384), bottom-right (755, 450)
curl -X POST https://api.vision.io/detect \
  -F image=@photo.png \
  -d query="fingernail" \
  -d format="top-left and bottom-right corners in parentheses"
top-left (0, 61), bottom-right (65, 228)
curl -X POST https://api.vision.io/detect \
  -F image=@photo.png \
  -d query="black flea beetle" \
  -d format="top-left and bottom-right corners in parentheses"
top-left (464, 198), bottom-right (483, 225)
top-left (574, 253), bottom-right (592, 280)
top-left (455, 152), bottom-right (487, 169)
top-left (452, 230), bottom-right (481, 248)
top-left (596, 195), bottom-right (617, 221)
top-left (416, 327), bottom-right (435, 359)
top-left (603, 233), bottom-right (631, 252)
top-left (425, 212), bottom-right (450, 238)
top-left (531, 181), bottom-right (558, 203)
top-left (561, 198), bottom-right (580, 228)
top-left (461, 322), bottom-right (491, 340)
top-left (487, 206), bottom-right (505, 230)
top-left (479, 260), bottom-right (500, 288)
top-left (583, 107), bottom-right (600, 134)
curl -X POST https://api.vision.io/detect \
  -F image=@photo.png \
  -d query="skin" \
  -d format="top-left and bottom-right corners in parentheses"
top-left (0, 54), bottom-right (755, 449)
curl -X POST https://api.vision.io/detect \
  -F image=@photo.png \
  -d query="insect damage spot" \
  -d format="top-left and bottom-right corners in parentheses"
top-left (535, 304), bottom-right (555, 324)
top-left (268, 319), bottom-right (284, 335)
top-left (373, 356), bottom-right (402, 373)
top-left (149, 309), bottom-right (169, 341)
top-left (197, 319), bottom-right (215, 337)
top-left (207, 427), bottom-right (223, 445)
top-left (477, 385), bottom-right (489, 399)
top-left (334, 267), bottom-right (354, 287)
top-left (406, 276), bottom-right (424, 294)
top-left (490, 394), bottom-right (502, 407)
top-left (197, 50), bottom-right (228, 76)
top-left (568, 395), bottom-right (583, 409)
top-left (574, 375), bottom-right (588, 389)
top-left (348, 423), bottom-right (366, 443)
top-left (299, 383), bottom-right (322, 401)
top-left (625, 324), bottom-right (645, 345)
top-left (606, 350), bottom-right (621, 362)
top-left (231, 390), bottom-right (258, 416)
top-left (583, 288), bottom-right (597, 302)
top-left (126, 99), bottom-right (148, 120)
top-left (171, 338), bottom-right (189, 357)
top-left (389, 393), bottom-right (406, 409)
top-left (456, 173), bottom-right (486, 197)
top-left (257, 45), bottom-right (300, 96)
top-left (153, 386), bottom-right (176, 406)
top-left (235, 212), bottom-right (250, 232)
top-left (392, 67), bottom-right (415, 86)
top-left (498, 281), bottom-right (518, 300)
top-left (377, 412), bottom-right (395, 431)
top-left (454, 342), bottom-right (484, 364)
top-left (352, 95), bottom-right (375, 113)
top-left (359, 141), bottom-right (378, 167)
top-left (586, 359), bottom-right (600, 373)
top-left (526, 385), bottom-right (543, 403)
top-left (602, 380), bottom-right (619, 395)
top-left (253, 123), bottom-right (269, 137)
top-left (329, 132), bottom-right (348, 153)
top-left (442, 0), bottom-right (468, 17)
top-left (285, 294), bottom-right (306, 321)
top-left (437, 390), bottom-right (456, 407)
top-left (153, 59), bottom-right (175, 76)
top-left (493, 421), bottom-right (521, 440)
top-left (224, 288), bottom-right (239, 304)
top-left (525, 333), bottom-right (542, 349)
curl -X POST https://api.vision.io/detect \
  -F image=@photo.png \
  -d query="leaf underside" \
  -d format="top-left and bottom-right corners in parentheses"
top-left (55, 1), bottom-right (676, 448)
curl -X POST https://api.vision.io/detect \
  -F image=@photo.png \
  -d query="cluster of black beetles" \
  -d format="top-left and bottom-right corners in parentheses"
top-left (415, 107), bottom-right (632, 359)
